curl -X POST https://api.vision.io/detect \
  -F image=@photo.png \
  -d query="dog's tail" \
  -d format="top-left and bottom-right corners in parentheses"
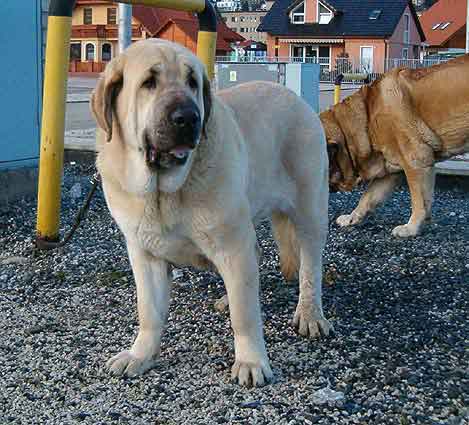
top-left (272, 212), bottom-right (300, 281)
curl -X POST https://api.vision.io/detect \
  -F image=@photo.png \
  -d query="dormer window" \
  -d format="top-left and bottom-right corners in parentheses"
top-left (432, 23), bottom-right (441, 30)
top-left (318, 2), bottom-right (333, 24)
top-left (369, 10), bottom-right (381, 20)
top-left (291, 2), bottom-right (305, 24)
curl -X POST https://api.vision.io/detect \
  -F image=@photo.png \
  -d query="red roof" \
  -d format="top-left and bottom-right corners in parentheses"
top-left (419, 0), bottom-right (467, 46)
top-left (132, 5), bottom-right (244, 51)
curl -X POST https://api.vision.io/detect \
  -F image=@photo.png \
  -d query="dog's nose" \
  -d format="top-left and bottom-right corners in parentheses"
top-left (170, 107), bottom-right (199, 129)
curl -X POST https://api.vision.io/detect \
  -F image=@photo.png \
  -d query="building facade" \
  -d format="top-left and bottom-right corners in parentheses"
top-left (70, 0), bottom-right (243, 72)
top-left (259, 0), bottom-right (425, 74)
top-left (221, 10), bottom-right (268, 42)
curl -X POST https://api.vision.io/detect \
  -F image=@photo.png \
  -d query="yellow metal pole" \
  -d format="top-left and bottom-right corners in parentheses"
top-left (197, 31), bottom-right (217, 80)
top-left (334, 84), bottom-right (341, 105)
top-left (36, 2), bottom-right (74, 241)
top-left (196, 0), bottom-right (217, 80)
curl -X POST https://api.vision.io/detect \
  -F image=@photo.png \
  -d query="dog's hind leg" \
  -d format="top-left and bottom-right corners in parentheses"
top-left (272, 211), bottom-right (300, 282)
top-left (290, 171), bottom-right (332, 338)
top-left (336, 173), bottom-right (402, 227)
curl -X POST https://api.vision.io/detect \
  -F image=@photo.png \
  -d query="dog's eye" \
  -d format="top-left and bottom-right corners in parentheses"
top-left (188, 75), bottom-right (198, 91)
top-left (142, 75), bottom-right (157, 90)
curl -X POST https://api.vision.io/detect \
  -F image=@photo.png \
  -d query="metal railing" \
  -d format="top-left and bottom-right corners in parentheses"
top-left (214, 55), bottom-right (450, 83)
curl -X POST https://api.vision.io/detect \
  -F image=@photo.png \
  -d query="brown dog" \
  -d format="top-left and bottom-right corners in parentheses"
top-left (321, 55), bottom-right (469, 237)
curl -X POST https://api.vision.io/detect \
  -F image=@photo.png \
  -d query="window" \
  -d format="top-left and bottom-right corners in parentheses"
top-left (432, 23), bottom-right (441, 30)
top-left (318, 3), bottom-right (333, 24)
top-left (102, 43), bottom-right (112, 61)
top-left (369, 9), bottom-right (381, 20)
top-left (83, 7), bottom-right (92, 25)
top-left (402, 48), bottom-right (409, 59)
top-left (291, 45), bottom-right (318, 62)
top-left (291, 2), bottom-right (305, 24)
top-left (240, 27), bottom-right (245, 32)
top-left (231, 17), bottom-right (237, 22)
top-left (319, 46), bottom-right (330, 58)
top-left (404, 14), bottom-right (410, 44)
top-left (440, 22), bottom-right (452, 30)
top-left (70, 43), bottom-right (81, 61)
top-left (240, 16), bottom-right (245, 22)
top-left (107, 8), bottom-right (117, 25)
top-left (85, 43), bottom-right (95, 61)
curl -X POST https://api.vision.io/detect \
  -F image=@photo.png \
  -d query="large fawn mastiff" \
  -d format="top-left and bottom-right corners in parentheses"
top-left (92, 39), bottom-right (331, 387)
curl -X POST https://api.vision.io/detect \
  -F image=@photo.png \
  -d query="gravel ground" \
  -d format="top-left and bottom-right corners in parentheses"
top-left (0, 163), bottom-right (468, 425)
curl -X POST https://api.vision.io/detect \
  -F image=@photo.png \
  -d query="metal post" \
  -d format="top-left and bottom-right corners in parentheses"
top-left (119, 3), bottom-right (133, 53)
top-left (196, 0), bottom-right (217, 81)
top-left (334, 74), bottom-right (343, 105)
top-left (36, 0), bottom-right (76, 242)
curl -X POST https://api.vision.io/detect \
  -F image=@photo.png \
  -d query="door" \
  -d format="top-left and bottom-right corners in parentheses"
top-left (360, 46), bottom-right (373, 73)
top-left (304, 45), bottom-right (318, 63)
top-left (291, 45), bottom-right (304, 62)
top-left (291, 45), bottom-right (318, 62)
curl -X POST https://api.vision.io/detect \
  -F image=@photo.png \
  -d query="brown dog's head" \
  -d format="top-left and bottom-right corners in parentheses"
top-left (91, 39), bottom-right (212, 194)
top-left (320, 110), bottom-right (359, 192)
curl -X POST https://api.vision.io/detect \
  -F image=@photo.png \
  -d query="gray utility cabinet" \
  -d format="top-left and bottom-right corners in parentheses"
top-left (215, 62), bottom-right (320, 112)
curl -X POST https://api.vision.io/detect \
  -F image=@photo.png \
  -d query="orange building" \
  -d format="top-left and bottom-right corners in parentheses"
top-left (70, 0), bottom-right (244, 73)
top-left (258, 0), bottom-right (425, 74)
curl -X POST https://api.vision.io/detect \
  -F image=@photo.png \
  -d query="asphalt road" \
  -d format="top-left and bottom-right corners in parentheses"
top-left (65, 76), bottom-right (360, 133)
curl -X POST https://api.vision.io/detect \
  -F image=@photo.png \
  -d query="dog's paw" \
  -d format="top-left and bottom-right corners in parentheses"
top-left (292, 305), bottom-right (333, 338)
top-left (231, 359), bottom-right (273, 387)
top-left (106, 350), bottom-right (157, 378)
top-left (336, 213), bottom-right (361, 227)
top-left (214, 294), bottom-right (229, 312)
top-left (392, 224), bottom-right (419, 238)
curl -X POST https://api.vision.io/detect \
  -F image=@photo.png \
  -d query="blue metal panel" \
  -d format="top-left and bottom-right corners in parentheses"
top-left (300, 63), bottom-right (320, 113)
top-left (285, 63), bottom-right (320, 113)
top-left (0, 1), bottom-right (42, 170)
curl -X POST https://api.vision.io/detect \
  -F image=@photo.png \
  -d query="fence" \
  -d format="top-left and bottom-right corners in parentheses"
top-left (215, 55), bottom-right (449, 84)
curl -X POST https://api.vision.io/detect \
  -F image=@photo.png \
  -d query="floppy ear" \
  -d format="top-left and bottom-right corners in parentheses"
top-left (90, 56), bottom-right (124, 142)
top-left (327, 139), bottom-right (340, 160)
top-left (202, 73), bottom-right (212, 137)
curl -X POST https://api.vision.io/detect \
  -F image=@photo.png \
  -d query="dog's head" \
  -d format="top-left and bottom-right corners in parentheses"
top-left (91, 39), bottom-right (212, 194)
top-left (320, 110), bottom-right (359, 192)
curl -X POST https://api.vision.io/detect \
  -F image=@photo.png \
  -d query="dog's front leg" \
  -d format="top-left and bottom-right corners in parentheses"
top-left (337, 174), bottom-right (402, 227)
top-left (106, 242), bottom-right (171, 377)
top-left (392, 166), bottom-right (435, 238)
top-left (203, 221), bottom-right (272, 387)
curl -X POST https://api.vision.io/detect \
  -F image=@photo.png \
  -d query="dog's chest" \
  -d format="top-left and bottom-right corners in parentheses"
top-left (136, 195), bottom-right (204, 267)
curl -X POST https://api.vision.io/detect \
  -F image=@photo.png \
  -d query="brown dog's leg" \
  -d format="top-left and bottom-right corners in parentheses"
top-left (337, 174), bottom-right (402, 227)
top-left (392, 166), bottom-right (435, 238)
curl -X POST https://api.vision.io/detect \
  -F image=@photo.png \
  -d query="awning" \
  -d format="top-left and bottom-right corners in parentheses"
top-left (280, 38), bottom-right (344, 44)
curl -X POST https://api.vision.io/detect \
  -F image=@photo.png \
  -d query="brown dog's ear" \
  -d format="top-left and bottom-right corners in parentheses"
top-left (327, 139), bottom-right (340, 159)
top-left (202, 74), bottom-right (212, 137)
top-left (90, 56), bottom-right (124, 142)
